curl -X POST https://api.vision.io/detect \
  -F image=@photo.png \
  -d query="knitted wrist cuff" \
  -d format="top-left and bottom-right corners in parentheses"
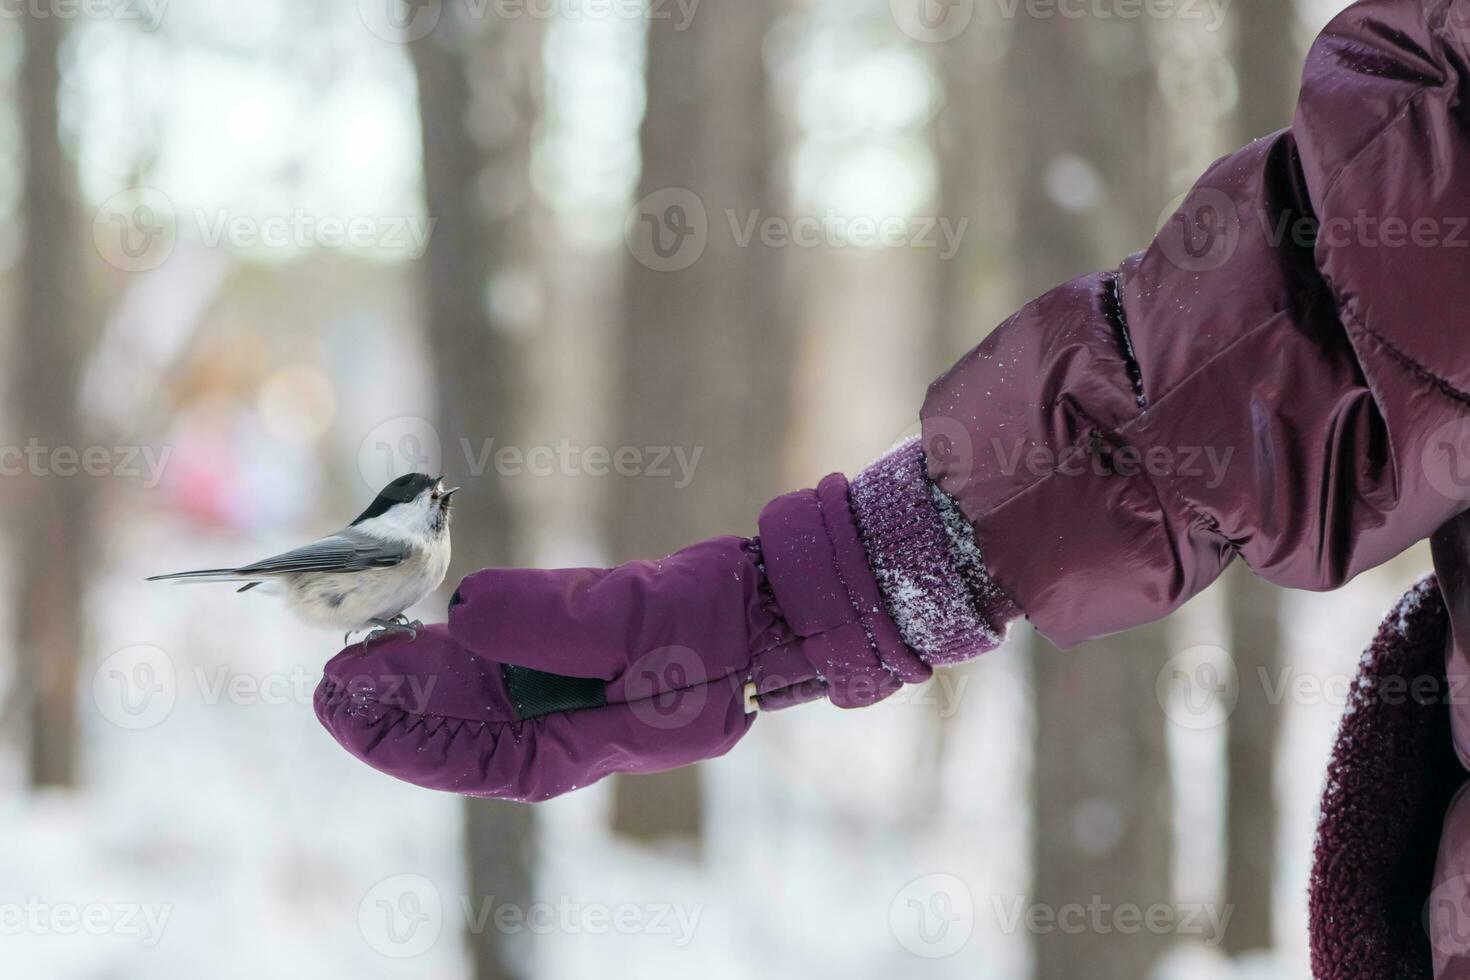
top-left (847, 438), bottom-right (1021, 665)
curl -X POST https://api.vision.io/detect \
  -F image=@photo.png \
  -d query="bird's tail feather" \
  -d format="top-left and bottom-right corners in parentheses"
top-left (146, 568), bottom-right (257, 585)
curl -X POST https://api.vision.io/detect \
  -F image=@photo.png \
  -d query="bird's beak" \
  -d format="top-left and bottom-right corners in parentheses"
top-left (441, 486), bottom-right (461, 500)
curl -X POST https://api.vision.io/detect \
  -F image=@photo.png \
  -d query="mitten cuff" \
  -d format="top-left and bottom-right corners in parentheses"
top-left (849, 437), bottom-right (1021, 665)
top-left (757, 477), bottom-right (932, 709)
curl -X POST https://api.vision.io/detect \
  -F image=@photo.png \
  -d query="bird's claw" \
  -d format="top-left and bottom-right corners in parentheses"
top-left (365, 628), bottom-right (416, 645)
top-left (358, 618), bottom-right (419, 647)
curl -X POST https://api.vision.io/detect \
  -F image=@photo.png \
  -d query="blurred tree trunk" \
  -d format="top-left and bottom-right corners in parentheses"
top-left (1221, 0), bottom-right (1298, 958)
top-left (928, 16), bottom-right (1014, 373)
top-left (1235, 0), bottom-right (1299, 144)
top-left (410, 20), bottom-right (540, 980)
top-left (1011, 16), bottom-right (1174, 980)
top-left (1221, 565), bottom-right (1280, 956)
top-left (15, 10), bottom-right (89, 788)
top-left (609, 0), bottom-right (790, 845)
top-left (1032, 624), bottom-right (1175, 978)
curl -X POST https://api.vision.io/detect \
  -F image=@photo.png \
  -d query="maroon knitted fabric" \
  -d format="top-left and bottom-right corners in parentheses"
top-left (1310, 576), bottom-right (1464, 979)
top-left (848, 438), bottom-right (1021, 666)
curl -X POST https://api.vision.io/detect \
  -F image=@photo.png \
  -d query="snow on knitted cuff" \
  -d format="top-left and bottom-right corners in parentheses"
top-left (848, 437), bottom-right (1021, 666)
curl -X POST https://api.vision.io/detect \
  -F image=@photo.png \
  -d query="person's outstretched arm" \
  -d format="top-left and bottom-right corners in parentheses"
top-left (316, 0), bottom-right (1470, 802)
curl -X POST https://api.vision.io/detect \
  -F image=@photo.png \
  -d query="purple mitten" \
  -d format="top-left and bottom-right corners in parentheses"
top-left (314, 446), bottom-right (1019, 801)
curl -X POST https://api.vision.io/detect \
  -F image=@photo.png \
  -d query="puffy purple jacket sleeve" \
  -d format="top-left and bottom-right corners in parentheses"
top-left (923, 0), bottom-right (1470, 647)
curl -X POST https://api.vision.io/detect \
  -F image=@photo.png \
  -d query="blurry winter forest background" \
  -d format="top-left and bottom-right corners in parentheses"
top-left (0, 0), bottom-right (1435, 977)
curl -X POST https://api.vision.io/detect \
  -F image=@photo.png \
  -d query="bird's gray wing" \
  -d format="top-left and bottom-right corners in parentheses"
top-left (235, 531), bottom-right (408, 576)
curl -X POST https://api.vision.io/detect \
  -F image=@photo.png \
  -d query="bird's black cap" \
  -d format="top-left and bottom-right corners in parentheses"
top-left (351, 473), bottom-right (440, 526)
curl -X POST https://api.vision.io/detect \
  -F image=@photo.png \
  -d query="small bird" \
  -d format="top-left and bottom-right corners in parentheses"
top-left (148, 473), bottom-right (457, 644)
